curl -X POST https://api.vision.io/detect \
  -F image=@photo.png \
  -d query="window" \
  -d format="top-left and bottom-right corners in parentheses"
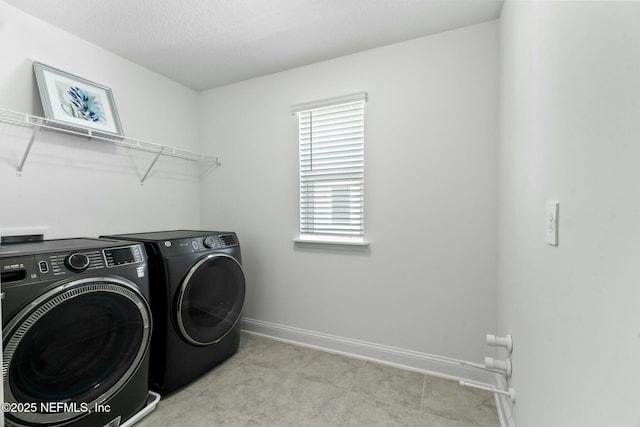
top-left (293, 92), bottom-right (367, 244)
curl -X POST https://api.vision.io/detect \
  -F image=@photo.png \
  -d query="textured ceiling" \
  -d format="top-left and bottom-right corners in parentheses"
top-left (5, 0), bottom-right (503, 91)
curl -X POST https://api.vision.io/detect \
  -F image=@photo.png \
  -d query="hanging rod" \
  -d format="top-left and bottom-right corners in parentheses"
top-left (0, 107), bottom-right (221, 167)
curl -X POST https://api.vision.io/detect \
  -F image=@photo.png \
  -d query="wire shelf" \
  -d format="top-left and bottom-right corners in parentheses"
top-left (0, 107), bottom-right (220, 182)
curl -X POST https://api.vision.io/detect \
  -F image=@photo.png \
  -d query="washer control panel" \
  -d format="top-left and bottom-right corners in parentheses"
top-left (0, 241), bottom-right (146, 288)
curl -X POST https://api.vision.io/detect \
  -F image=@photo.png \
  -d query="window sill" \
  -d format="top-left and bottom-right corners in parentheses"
top-left (293, 235), bottom-right (370, 247)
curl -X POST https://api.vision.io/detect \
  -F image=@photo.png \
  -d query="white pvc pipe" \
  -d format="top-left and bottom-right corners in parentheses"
top-left (486, 334), bottom-right (513, 353)
top-left (485, 357), bottom-right (512, 377)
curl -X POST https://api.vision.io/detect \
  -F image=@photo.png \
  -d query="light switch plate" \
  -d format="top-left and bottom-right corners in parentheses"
top-left (545, 201), bottom-right (559, 246)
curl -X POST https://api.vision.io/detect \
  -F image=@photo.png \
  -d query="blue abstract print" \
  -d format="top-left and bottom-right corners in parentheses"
top-left (57, 82), bottom-right (107, 123)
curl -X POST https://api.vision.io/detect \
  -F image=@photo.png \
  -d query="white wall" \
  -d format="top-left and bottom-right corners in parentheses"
top-left (499, 1), bottom-right (640, 426)
top-left (199, 21), bottom-right (499, 364)
top-left (0, 1), bottom-right (201, 238)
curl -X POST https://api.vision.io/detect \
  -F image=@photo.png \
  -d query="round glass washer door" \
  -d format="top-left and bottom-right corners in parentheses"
top-left (176, 253), bottom-right (246, 346)
top-left (2, 277), bottom-right (151, 425)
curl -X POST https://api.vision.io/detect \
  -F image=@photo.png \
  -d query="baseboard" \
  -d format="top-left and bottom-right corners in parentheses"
top-left (241, 317), bottom-right (495, 385)
top-left (494, 374), bottom-right (516, 427)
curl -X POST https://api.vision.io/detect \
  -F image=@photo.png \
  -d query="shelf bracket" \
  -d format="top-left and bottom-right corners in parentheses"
top-left (17, 126), bottom-right (41, 176)
top-left (141, 148), bottom-right (164, 184)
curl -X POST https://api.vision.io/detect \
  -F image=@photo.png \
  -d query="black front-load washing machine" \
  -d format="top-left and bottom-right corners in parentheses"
top-left (101, 230), bottom-right (246, 395)
top-left (0, 238), bottom-right (152, 427)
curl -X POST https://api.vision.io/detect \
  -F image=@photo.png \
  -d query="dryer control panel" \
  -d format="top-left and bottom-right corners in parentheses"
top-left (203, 234), bottom-right (238, 249)
top-left (160, 233), bottom-right (239, 256)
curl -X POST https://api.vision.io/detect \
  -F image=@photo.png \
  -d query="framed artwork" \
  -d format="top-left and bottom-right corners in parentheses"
top-left (33, 62), bottom-right (124, 138)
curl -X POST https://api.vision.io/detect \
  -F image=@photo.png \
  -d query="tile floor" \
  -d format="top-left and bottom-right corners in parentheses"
top-left (136, 333), bottom-right (500, 427)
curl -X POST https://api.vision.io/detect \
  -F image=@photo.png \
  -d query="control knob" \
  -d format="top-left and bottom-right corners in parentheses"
top-left (203, 236), bottom-right (217, 249)
top-left (65, 253), bottom-right (90, 272)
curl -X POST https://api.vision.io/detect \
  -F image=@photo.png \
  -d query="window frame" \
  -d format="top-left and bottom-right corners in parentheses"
top-left (292, 92), bottom-right (369, 247)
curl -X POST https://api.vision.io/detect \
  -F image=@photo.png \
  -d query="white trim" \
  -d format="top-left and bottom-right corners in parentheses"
top-left (292, 92), bottom-right (367, 114)
top-left (294, 234), bottom-right (370, 247)
top-left (241, 317), bottom-right (496, 384)
top-left (494, 374), bottom-right (517, 427)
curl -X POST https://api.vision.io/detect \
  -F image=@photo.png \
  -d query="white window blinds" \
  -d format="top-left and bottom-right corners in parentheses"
top-left (294, 93), bottom-right (366, 238)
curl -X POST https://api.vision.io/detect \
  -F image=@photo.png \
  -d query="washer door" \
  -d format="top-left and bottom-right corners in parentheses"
top-left (176, 253), bottom-right (246, 346)
top-left (2, 277), bottom-right (151, 426)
